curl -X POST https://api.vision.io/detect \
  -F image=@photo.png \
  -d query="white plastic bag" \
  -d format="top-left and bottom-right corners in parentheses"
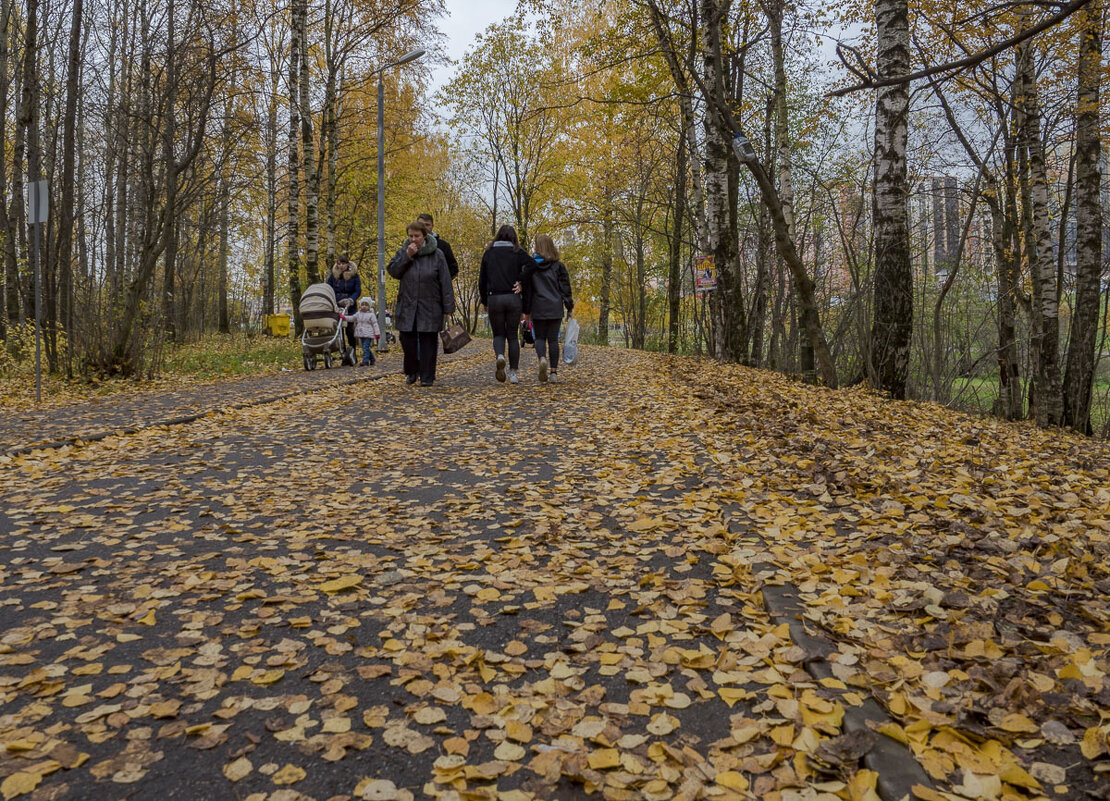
top-left (562, 318), bottom-right (580, 365)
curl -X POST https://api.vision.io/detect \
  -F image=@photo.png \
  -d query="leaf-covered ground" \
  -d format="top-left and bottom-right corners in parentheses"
top-left (0, 352), bottom-right (399, 453)
top-left (0, 347), bottom-right (1107, 801)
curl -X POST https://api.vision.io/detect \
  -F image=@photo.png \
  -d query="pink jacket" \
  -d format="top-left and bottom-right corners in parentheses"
top-left (352, 309), bottom-right (380, 339)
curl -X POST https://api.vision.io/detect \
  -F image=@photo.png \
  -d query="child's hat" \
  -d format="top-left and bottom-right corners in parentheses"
top-left (359, 297), bottom-right (372, 307)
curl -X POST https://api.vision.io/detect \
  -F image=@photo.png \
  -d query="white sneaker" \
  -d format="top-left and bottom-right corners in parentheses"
top-left (495, 354), bottom-right (506, 382)
top-left (538, 357), bottom-right (549, 383)
top-left (508, 371), bottom-right (519, 384)
top-left (549, 372), bottom-right (559, 383)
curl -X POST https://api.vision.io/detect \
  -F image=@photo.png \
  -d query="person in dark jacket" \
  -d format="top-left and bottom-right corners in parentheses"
top-left (327, 254), bottom-right (361, 353)
top-left (523, 234), bottom-right (574, 383)
top-left (478, 225), bottom-right (531, 383)
top-left (418, 213), bottom-right (459, 279)
top-left (388, 222), bottom-right (456, 386)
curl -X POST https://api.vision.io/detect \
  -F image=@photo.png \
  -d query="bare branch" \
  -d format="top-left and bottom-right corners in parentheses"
top-left (829, 0), bottom-right (1092, 97)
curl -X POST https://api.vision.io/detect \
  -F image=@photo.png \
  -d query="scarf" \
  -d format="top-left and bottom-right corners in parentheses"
top-left (418, 233), bottom-right (438, 257)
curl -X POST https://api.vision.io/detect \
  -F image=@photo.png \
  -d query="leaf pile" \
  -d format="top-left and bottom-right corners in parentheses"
top-left (0, 346), bottom-right (1105, 801)
top-left (678, 357), bottom-right (1110, 800)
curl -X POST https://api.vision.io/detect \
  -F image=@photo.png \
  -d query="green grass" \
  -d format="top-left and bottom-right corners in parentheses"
top-left (160, 332), bottom-right (302, 380)
top-left (950, 375), bottom-right (1110, 434)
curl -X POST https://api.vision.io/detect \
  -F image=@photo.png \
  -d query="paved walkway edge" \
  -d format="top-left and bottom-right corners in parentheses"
top-left (3, 371), bottom-right (393, 458)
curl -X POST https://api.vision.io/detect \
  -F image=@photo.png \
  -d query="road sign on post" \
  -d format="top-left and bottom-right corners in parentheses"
top-left (29, 180), bottom-right (47, 403)
top-left (28, 180), bottom-right (48, 224)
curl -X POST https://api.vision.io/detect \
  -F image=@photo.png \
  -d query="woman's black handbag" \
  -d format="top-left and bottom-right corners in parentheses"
top-left (440, 317), bottom-right (471, 354)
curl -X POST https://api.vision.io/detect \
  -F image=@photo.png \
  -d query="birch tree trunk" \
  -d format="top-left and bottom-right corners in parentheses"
top-left (750, 97), bottom-right (773, 367)
top-left (264, 55), bottom-right (279, 316)
top-left (325, 74), bottom-right (340, 269)
top-left (322, 1), bottom-right (339, 270)
top-left (57, 0), bottom-right (84, 365)
top-left (869, 0), bottom-right (913, 398)
top-left (0, 0), bottom-right (14, 332)
top-left (287, 0), bottom-right (304, 333)
top-left (990, 193), bottom-right (1024, 419)
top-left (599, 212), bottom-right (612, 345)
top-left (1062, 0), bottom-right (1103, 433)
top-left (25, 0), bottom-right (49, 368)
top-left (300, 3), bottom-right (319, 284)
top-left (161, 0), bottom-right (179, 341)
top-left (10, 0), bottom-right (29, 325)
top-left (701, 0), bottom-right (744, 361)
top-left (217, 175), bottom-right (230, 334)
top-left (667, 131), bottom-right (686, 353)
top-left (218, 99), bottom-right (232, 334)
top-left (768, 0), bottom-right (806, 376)
top-left (1018, 39), bottom-right (1064, 427)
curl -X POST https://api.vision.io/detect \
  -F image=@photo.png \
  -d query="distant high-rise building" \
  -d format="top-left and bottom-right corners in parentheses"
top-left (931, 177), bottom-right (959, 276)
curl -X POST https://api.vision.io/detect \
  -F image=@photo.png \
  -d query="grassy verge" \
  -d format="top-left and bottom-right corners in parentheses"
top-left (161, 333), bottom-right (301, 380)
top-left (951, 375), bottom-right (1110, 434)
top-left (0, 332), bottom-right (302, 409)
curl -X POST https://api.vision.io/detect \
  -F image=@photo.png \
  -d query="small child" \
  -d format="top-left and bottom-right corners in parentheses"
top-left (352, 298), bottom-right (381, 366)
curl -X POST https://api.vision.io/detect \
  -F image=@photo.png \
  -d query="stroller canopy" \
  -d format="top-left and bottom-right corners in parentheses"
top-left (300, 283), bottom-right (339, 333)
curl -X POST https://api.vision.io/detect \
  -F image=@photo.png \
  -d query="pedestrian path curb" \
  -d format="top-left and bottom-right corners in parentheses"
top-left (3, 371), bottom-right (392, 459)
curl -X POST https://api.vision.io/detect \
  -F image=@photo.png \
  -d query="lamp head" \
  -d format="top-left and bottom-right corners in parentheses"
top-left (732, 132), bottom-right (757, 164)
top-left (394, 48), bottom-right (426, 67)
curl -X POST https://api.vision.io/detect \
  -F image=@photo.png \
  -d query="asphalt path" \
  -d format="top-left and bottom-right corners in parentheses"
top-left (0, 348), bottom-right (431, 456)
top-left (0, 347), bottom-right (922, 800)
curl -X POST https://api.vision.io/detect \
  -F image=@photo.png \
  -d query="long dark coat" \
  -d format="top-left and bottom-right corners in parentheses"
top-left (388, 246), bottom-right (456, 333)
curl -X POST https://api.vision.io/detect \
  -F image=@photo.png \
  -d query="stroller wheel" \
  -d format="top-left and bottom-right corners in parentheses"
top-left (323, 352), bottom-right (333, 369)
top-left (304, 354), bottom-right (317, 371)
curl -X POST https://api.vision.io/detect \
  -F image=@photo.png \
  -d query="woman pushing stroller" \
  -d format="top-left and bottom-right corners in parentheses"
top-left (328, 254), bottom-right (361, 351)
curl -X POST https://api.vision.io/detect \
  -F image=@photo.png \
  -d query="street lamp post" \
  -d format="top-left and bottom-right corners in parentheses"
top-left (377, 47), bottom-right (425, 351)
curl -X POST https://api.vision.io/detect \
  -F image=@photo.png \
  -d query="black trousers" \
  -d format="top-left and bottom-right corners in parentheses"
top-left (400, 330), bottom-right (439, 382)
top-left (487, 293), bottom-right (522, 369)
top-left (532, 318), bottom-right (561, 367)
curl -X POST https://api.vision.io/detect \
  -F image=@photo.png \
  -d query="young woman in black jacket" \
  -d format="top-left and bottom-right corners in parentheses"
top-left (478, 225), bottom-right (531, 383)
top-left (523, 234), bottom-right (574, 383)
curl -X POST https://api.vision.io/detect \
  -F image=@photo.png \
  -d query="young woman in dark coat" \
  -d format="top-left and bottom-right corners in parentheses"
top-left (327, 254), bottom-right (361, 351)
top-left (388, 222), bottom-right (456, 386)
top-left (478, 225), bottom-right (531, 384)
top-left (523, 234), bottom-right (574, 383)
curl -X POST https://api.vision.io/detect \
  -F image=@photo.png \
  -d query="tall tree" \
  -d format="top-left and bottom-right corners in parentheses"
top-left (300, 0), bottom-right (319, 283)
top-left (287, 0), bottom-right (304, 332)
top-left (700, 0), bottom-right (745, 362)
top-left (1062, 0), bottom-right (1103, 433)
top-left (0, 0), bottom-right (15, 332)
top-left (869, 0), bottom-right (912, 398)
top-left (57, 0), bottom-right (85, 371)
top-left (1016, 36), bottom-right (1063, 427)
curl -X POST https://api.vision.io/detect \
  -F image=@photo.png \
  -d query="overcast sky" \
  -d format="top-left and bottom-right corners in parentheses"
top-left (427, 0), bottom-right (514, 95)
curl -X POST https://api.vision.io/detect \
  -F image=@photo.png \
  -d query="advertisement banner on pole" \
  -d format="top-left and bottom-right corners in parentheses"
top-left (695, 255), bottom-right (717, 296)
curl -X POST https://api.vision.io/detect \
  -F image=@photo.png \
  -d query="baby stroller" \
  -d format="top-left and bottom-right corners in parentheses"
top-left (299, 283), bottom-right (355, 370)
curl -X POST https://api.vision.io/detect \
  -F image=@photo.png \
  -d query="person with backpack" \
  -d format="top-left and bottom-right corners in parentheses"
top-left (478, 225), bottom-right (531, 384)
top-left (523, 234), bottom-right (574, 383)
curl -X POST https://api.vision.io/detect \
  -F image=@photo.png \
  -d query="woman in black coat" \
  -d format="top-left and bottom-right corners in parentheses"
top-left (388, 222), bottom-right (456, 386)
top-left (478, 225), bottom-right (531, 384)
